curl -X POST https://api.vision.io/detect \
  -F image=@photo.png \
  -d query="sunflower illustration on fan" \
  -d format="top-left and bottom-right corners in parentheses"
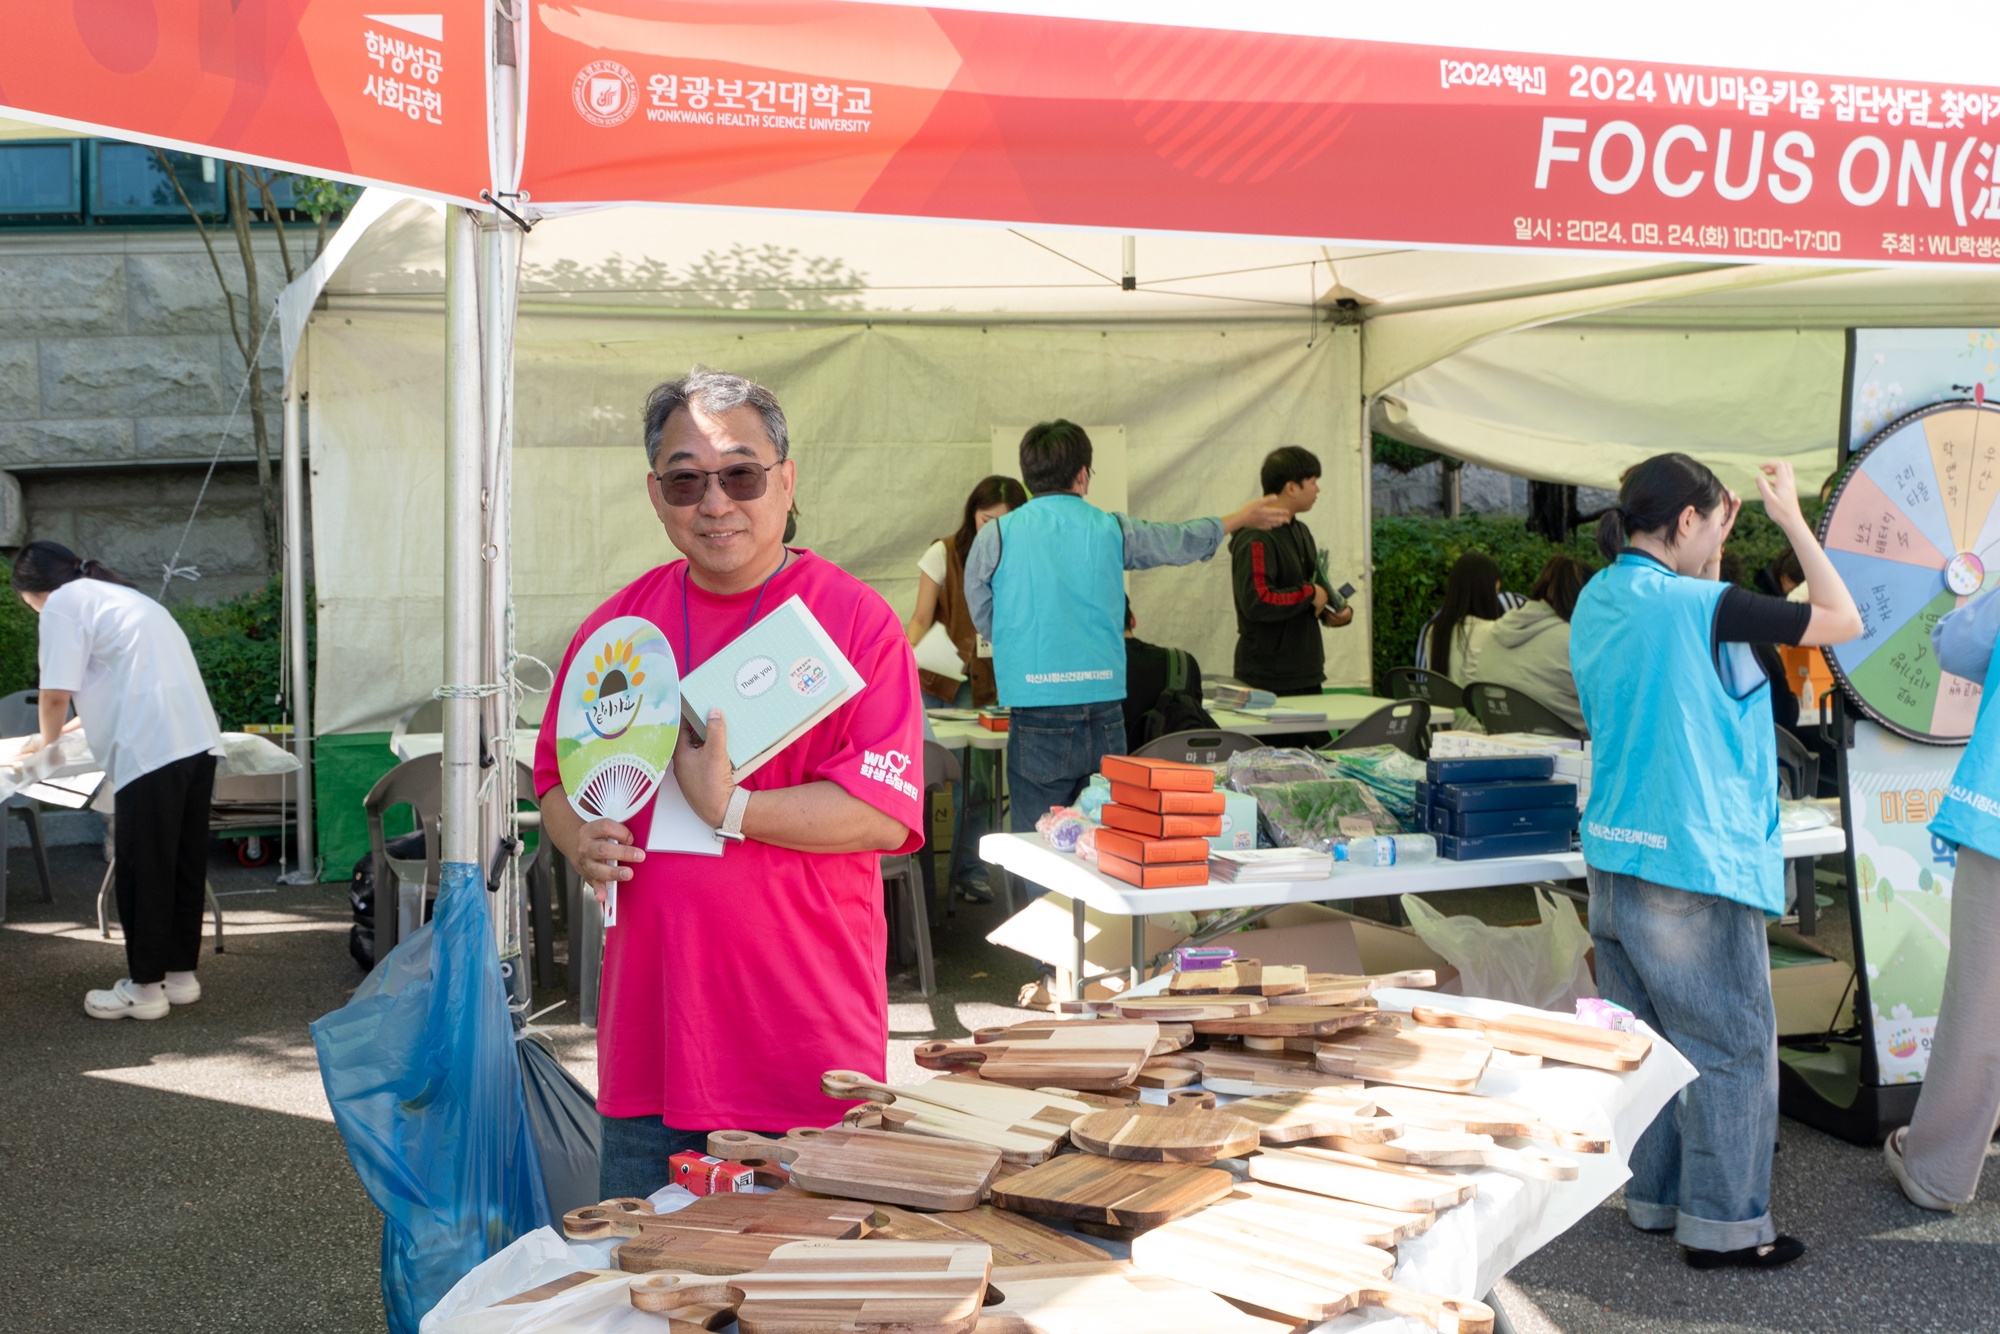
top-left (555, 615), bottom-right (680, 826)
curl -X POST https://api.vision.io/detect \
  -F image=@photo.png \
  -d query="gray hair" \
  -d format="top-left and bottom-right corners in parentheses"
top-left (643, 367), bottom-right (790, 467)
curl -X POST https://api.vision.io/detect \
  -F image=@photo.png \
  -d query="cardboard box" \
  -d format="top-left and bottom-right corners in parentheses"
top-left (1100, 754), bottom-right (1217, 792)
top-left (670, 1152), bottom-right (754, 1196)
top-left (1109, 781), bottom-right (1226, 814)
top-left (1101, 804), bottom-right (1223, 838)
top-left (1768, 924), bottom-right (1856, 1037)
top-left (1097, 851), bottom-right (1210, 888)
top-left (1234, 903), bottom-right (1462, 993)
top-left (1094, 828), bottom-right (1212, 864)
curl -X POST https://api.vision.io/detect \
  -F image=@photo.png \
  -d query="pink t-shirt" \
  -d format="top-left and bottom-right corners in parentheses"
top-left (535, 549), bottom-right (924, 1130)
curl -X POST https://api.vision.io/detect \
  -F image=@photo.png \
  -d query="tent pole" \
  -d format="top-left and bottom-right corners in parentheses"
top-left (280, 359), bottom-right (317, 882)
top-left (443, 206), bottom-right (484, 879)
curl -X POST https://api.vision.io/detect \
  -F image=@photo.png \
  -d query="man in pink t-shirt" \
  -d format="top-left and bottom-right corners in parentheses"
top-left (536, 369), bottom-right (923, 1200)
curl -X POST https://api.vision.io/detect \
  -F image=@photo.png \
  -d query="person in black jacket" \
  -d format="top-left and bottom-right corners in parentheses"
top-left (1230, 446), bottom-right (1351, 694)
top-left (1123, 600), bottom-right (1214, 744)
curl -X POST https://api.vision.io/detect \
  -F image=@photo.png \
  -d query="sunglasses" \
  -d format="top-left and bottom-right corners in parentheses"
top-left (653, 459), bottom-right (782, 507)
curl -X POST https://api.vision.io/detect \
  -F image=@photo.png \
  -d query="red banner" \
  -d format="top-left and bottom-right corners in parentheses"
top-left (523, 1), bottom-right (2000, 265)
top-left (0, 0), bottom-right (488, 202)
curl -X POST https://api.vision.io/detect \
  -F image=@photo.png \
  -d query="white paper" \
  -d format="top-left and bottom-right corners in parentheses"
top-left (643, 764), bottom-right (726, 858)
top-left (913, 621), bottom-right (967, 681)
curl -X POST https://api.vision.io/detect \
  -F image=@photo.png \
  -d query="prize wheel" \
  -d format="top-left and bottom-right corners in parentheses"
top-left (1819, 397), bottom-right (2000, 743)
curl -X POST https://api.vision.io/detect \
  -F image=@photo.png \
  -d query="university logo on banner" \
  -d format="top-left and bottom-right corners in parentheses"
top-left (573, 59), bottom-right (637, 127)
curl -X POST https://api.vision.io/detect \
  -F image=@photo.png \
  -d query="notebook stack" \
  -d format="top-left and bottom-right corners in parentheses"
top-left (1094, 755), bottom-right (1221, 888)
top-left (1208, 684), bottom-right (1276, 710)
top-left (1208, 846), bottom-right (1335, 882)
top-left (1416, 755), bottom-right (1580, 860)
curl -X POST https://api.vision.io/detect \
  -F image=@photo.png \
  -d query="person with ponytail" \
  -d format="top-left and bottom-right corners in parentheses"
top-left (1570, 454), bottom-right (1860, 1271)
top-left (11, 541), bottom-right (223, 1021)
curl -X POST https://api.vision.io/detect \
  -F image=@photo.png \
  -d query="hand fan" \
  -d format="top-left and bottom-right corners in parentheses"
top-left (555, 615), bottom-right (680, 925)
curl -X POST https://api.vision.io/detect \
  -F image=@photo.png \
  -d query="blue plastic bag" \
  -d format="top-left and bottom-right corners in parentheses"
top-left (312, 863), bottom-right (551, 1334)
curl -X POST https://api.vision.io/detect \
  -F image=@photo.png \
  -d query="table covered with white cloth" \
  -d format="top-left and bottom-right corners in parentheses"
top-left (0, 729), bottom-right (300, 809)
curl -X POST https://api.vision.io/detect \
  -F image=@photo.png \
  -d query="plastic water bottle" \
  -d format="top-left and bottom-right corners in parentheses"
top-left (1338, 834), bottom-right (1438, 867)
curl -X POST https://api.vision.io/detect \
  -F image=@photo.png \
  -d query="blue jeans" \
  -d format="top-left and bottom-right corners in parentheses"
top-left (923, 685), bottom-right (992, 886)
top-left (598, 1114), bottom-right (712, 1201)
top-left (1008, 701), bottom-right (1126, 834)
top-left (1586, 867), bottom-right (1778, 1252)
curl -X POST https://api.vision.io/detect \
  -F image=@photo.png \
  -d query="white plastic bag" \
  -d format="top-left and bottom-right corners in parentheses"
top-left (1400, 887), bottom-right (1597, 1009)
top-left (419, 1228), bottom-right (626, 1334)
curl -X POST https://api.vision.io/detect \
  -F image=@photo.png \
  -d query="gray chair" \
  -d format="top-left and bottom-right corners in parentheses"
top-left (1131, 729), bottom-right (1265, 765)
top-left (1385, 666), bottom-right (1465, 711)
top-left (95, 861), bottom-right (226, 953)
top-left (882, 853), bottom-right (934, 997)
top-left (391, 697), bottom-right (445, 753)
top-left (1461, 682), bottom-right (1580, 740)
top-left (1776, 726), bottom-right (1819, 801)
top-left (1326, 699), bottom-right (1431, 758)
top-left (363, 753), bottom-right (443, 964)
top-left (0, 688), bottom-right (59, 911)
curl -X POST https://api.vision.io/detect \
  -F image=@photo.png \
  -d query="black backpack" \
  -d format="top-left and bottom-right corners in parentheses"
top-left (1138, 648), bottom-right (1216, 745)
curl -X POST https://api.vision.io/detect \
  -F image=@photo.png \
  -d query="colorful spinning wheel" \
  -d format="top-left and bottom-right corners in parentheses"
top-left (1820, 398), bottom-right (2000, 743)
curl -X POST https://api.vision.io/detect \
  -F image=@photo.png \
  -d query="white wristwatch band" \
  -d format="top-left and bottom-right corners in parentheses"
top-left (718, 785), bottom-right (752, 842)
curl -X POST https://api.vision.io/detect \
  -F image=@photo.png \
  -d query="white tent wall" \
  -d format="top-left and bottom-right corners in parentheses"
top-left (307, 309), bottom-right (1365, 736)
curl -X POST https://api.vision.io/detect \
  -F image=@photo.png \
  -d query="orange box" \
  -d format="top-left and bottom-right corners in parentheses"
top-left (670, 1152), bottom-right (755, 1196)
top-left (1778, 645), bottom-right (1834, 713)
top-left (1100, 804), bottom-right (1224, 839)
top-left (1097, 850), bottom-right (1211, 888)
top-left (978, 711), bottom-right (1010, 732)
top-left (1094, 828), bottom-right (1213, 864)
top-left (1108, 781), bottom-right (1227, 815)
top-left (1100, 754), bottom-right (1217, 792)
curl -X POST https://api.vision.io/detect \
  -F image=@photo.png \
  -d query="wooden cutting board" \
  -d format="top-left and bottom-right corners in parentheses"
top-left (1194, 1046), bottom-right (1371, 1096)
top-left (1224, 1087), bottom-right (1402, 1144)
top-left (978, 1261), bottom-right (1299, 1334)
top-left (1131, 1222), bottom-right (1493, 1332)
top-left (1191, 1005), bottom-right (1388, 1038)
top-left (988, 1153), bottom-right (1235, 1229)
top-left (1098, 995), bottom-right (1271, 1021)
top-left (1318, 1127), bottom-right (1578, 1180)
top-left (915, 1023), bottom-right (1158, 1090)
top-left (706, 1127), bottom-right (1002, 1211)
top-left (564, 1194), bottom-right (876, 1274)
top-left (823, 1071), bottom-right (1090, 1163)
top-left (1247, 1145), bottom-right (1480, 1213)
top-left (1315, 1024), bottom-right (1493, 1093)
top-left (974, 1019), bottom-right (1192, 1058)
top-left (1226, 1181), bottom-right (1435, 1242)
top-left (1264, 969), bottom-right (1439, 1007)
top-left (1411, 1006), bottom-right (1652, 1072)
top-left (1361, 1086), bottom-right (1609, 1153)
top-left (1130, 1206), bottom-right (1398, 1286)
top-left (1066, 1105), bottom-right (1260, 1162)
top-left (1168, 961), bottom-right (1308, 996)
top-left (628, 1239), bottom-right (993, 1334)
top-left (867, 1204), bottom-right (1111, 1267)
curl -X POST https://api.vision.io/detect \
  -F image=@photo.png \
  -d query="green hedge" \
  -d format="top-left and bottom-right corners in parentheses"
top-left (1370, 499), bottom-right (1824, 692)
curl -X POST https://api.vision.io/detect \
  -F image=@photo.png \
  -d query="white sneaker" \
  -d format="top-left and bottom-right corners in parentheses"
top-left (1884, 1126), bottom-right (1957, 1212)
top-left (162, 975), bottom-right (201, 1006)
top-left (84, 979), bottom-right (170, 1021)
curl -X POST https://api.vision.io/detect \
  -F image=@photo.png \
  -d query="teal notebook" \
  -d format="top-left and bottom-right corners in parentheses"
top-left (679, 594), bottom-right (866, 781)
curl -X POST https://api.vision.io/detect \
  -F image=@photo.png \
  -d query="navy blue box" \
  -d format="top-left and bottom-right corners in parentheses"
top-left (1433, 804), bottom-right (1579, 838)
top-left (1432, 779), bottom-right (1577, 812)
top-left (1440, 829), bottom-right (1575, 860)
top-left (1425, 755), bottom-right (1555, 784)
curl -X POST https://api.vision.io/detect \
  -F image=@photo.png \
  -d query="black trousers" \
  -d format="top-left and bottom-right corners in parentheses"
top-left (114, 751), bottom-right (216, 983)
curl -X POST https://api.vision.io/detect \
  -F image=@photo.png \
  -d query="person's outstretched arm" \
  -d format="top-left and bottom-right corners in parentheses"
top-left (1757, 460), bottom-right (1862, 647)
top-left (1121, 497), bottom-right (1290, 571)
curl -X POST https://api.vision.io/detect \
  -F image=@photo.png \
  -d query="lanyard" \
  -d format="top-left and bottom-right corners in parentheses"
top-left (681, 548), bottom-right (790, 671)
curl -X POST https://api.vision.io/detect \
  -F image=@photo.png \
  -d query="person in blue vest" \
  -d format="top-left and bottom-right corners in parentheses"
top-left (1571, 452), bottom-right (1860, 1271)
top-left (964, 420), bottom-right (1287, 828)
top-left (1886, 590), bottom-right (2000, 1211)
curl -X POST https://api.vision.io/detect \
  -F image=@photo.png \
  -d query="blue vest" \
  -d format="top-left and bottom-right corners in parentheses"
top-left (990, 495), bottom-right (1127, 708)
top-left (1930, 644), bottom-right (2000, 859)
top-left (1571, 553), bottom-right (1783, 912)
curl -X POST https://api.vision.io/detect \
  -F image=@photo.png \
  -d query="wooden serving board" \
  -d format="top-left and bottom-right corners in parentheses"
top-left (1315, 1024), bottom-right (1493, 1093)
top-left (1361, 1086), bottom-right (1609, 1153)
top-left (1411, 1006), bottom-right (1652, 1072)
top-left (1247, 1146), bottom-right (1480, 1213)
top-left (1131, 1221), bottom-right (1492, 1332)
top-left (823, 1071), bottom-right (1090, 1163)
top-left (564, 1194), bottom-right (876, 1274)
top-left (1067, 1105), bottom-right (1260, 1162)
top-left (977, 1019), bottom-right (1192, 1057)
top-left (915, 1023), bottom-right (1159, 1090)
top-left (867, 1205), bottom-right (1111, 1267)
top-left (1318, 1127), bottom-right (1578, 1180)
top-left (978, 1261), bottom-right (1299, 1334)
top-left (628, 1239), bottom-right (993, 1334)
top-left (1219, 1182), bottom-right (1435, 1247)
top-left (707, 1128), bottom-right (1001, 1211)
top-left (1168, 961), bottom-right (1308, 996)
top-left (1193, 1046), bottom-right (1371, 1096)
top-left (1225, 1087), bottom-right (1402, 1144)
top-left (1192, 1005), bottom-right (1388, 1038)
top-left (1100, 995), bottom-right (1270, 1021)
top-left (987, 1153), bottom-right (1235, 1229)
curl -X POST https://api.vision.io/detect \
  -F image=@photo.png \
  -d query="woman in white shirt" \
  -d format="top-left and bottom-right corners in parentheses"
top-left (13, 542), bottom-right (223, 1021)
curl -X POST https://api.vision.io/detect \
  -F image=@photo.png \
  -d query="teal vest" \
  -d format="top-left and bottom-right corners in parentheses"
top-left (990, 495), bottom-right (1126, 708)
top-left (1930, 643), bottom-right (2000, 859)
top-left (1571, 553), bottom-right (1783, 912)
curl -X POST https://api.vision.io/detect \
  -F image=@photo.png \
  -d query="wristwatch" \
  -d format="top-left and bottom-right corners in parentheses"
top-left (718, 785), bottom-right (752, 842)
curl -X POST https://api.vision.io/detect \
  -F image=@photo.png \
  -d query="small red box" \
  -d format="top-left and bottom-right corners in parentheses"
top-left (978, 711), bottom-right (1010, 732)
top-left (670, 1151), bottom-right (755, 1196)
top-left (1094, 828), bottom-right (1213, 865)
top-left (1100, 754), bottom-right (1217, 792)
top-left (1108, 781), bottom-right (1227, 815)
top-left (1100, 803), bottom-right (1224, 839)
top-left (1097, 850), bottom-right (1210, 888)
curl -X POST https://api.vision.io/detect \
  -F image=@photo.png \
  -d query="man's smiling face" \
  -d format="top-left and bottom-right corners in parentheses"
top-left (647, 403), bottom-right (795, 592)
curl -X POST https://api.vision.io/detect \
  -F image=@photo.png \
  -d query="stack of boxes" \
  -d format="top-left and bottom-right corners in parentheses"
top-left (1417, 754), bottom-right (1580, 860)
top-left (1093, 755), bottom-right (1222, 888)
top-left (1430, 730), bottom-right (1591, 811)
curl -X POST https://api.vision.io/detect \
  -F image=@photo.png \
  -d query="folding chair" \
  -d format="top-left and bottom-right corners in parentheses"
top-left (1461, 682), bottom-right (1580, 740)
top-left (1131, 729), bottom-right (1265, 765)
top-left (1384, 666), bottom-right (1465, 711)
top-left (1326, 699), bottom-right (1432, 758)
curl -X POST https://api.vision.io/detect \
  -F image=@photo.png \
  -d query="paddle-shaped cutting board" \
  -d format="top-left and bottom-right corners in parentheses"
top-left (1131, 1221), bottom-right (1493, 1332)
top-left (867, 1205), bottom-right (1111, 1267)
top-left (1315, 1023), bottom-right (1493, 1093)
top-left (1226, 1181), bottom-right (1436, 1243)
top-left (1362, 1086), bottom-right (1609, 1153)
top-left (978, 1261), bottom-right (1299, 1334)
top-left (1225, 1087), bottom-right (1402, 1144)
top-left (1411, 1006), bottom-right (1652, 1071)
top-left (823, 1071), bottom-right (1089, 1163)
top-left (1135, 1047), bottom-right (1365, 1095)
top-left (564, 1194), bottom-right (875, 1274)
top-left (915, 1023), bottom-right (1159, 1090)
top-left (1100, 995), bottom-right (1270, 1021)
top-left (988, 1154), bottom-right (1235, 1229)
top-left (1167, 961), bottom-right (1308, 996)
top-left (1247, 1145), bottom-right (1480, 1213)
top-left (1318, 1127), bottom-right (1578, 1180)
top-left (1268, 970), bottom-right (1440, 1006)
top-left (1192, 1005), bottom-right (1388, 1038)
top-left (1132, 1205), bottom-right (1396, 1280)
top-left (628, 1239), bottom-right (992, 1334)
top-left (1067, 1105), bottom-right (1260, 1162)
top-left (972, 1019), bottom-right (1192, 1058)
top-left (705, 1127), bottom-right (1001, 1211)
